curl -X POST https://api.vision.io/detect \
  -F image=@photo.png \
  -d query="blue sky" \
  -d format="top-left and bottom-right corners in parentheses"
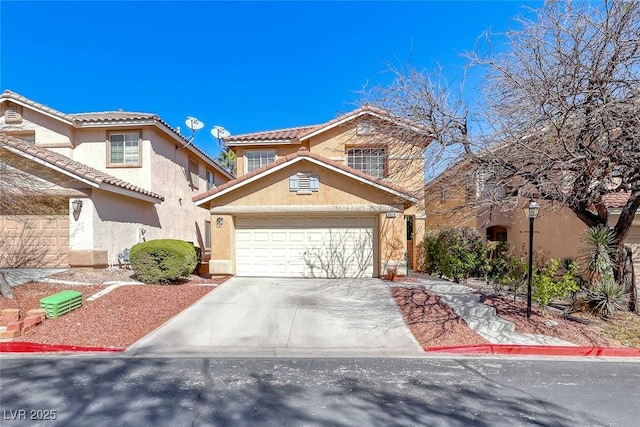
top-left (1, 1), bottom-right (541, 156)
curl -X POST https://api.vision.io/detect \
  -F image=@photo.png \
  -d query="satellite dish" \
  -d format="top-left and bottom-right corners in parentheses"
top-left (211, 126), bottom-right (230, 139)
top-left (185, 116), bottom-right (204, 131)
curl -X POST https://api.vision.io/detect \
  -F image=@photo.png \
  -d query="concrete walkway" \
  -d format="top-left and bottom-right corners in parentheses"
top-left (405, 276), bottom-right (577, 346)
top-left (127, 277), bottom-right (424, 357)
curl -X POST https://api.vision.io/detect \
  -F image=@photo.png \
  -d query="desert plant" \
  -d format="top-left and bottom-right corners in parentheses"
top-left (130, 239), bottom-right (198, 284)
top-left (532, 258), bottom-right (580, 314)
top-left (583, 279), bottom-right (629, 318)
top-left (581, 225), bottom-right (616, 289)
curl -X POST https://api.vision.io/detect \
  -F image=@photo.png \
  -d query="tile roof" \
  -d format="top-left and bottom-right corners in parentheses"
top-left (193, 146), bottom-right (417, 203)
top-left (224, 104), bottom-right (432, 146)
top-left (603, 192), bottom-right (631, 209)
top-left (0, 133), bottom-right (164, 202)
top-left (1, 90), bottom-right (75, 123)
top-left (1, 90), bottom-right (233, 179)
top-left (71, 112), bottom-right (159, 122)
top-left (223, 125), bottom-right (317, 143)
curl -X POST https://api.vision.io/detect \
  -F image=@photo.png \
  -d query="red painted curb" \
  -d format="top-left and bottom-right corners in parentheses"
top-left (0, 342), bottom-right (126, 353)
top-left (424, 344), bottom-right (640, 357)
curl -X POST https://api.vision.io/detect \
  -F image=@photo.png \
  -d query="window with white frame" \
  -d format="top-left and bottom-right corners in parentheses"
top-left (108, 132), bottom-right (140, 166)
top-left (206, 170), bottom-right (216, 190)
top-left (245, 150), bottom-right (276, 173)
top-left (289, 172), bottom-right (319, 194)
top-left (347, 148), bottom-right (386, 178)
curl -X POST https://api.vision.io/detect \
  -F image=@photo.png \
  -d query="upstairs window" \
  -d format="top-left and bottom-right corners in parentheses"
top-left (479, 168), bottom-right (505, 200)
top-left (108, 132), bottom-right (140, 166)
top-left (188, 158), bottom-right (199, 189)
top-left (347, 147), bottom-right (386, 178)
top-left (206, 170), bottom-right (216, 190)
top-left (246, 151), bottom-right (276, 173)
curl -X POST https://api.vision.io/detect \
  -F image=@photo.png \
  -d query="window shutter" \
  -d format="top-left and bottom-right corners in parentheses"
top-left (289, 175), bottom-right (299, 191)
top-left (310, 176), bottom-right (319, 192)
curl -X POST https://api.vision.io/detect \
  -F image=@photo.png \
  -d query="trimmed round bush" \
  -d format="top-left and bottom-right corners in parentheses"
top-left (130, 239), bottom-right (198, 284)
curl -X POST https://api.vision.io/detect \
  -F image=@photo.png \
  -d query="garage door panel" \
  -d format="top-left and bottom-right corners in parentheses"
top-left (236, 216), bottom-right (375, 278)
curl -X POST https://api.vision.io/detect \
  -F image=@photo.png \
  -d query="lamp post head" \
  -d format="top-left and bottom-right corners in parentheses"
top-left (525, 199), bottom-right (540, 220)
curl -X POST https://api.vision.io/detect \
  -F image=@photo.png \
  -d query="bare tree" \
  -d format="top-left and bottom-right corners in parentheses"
top-left (0, 135), bottom-right (66, 297)
top-left (366, 0), bottom-right (640, 312)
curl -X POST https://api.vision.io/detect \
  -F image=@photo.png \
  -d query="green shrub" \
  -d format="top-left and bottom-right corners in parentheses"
top-left (484, 241), bottom-right (527, 297)
top-left (583, 279), bottom-right (628, 318)
top-left (532, 258), bottom-right (580, 313)
top-left (423, 228), bottom-right (485, 282)
top-left (130, 239), bottom-right (198, 284)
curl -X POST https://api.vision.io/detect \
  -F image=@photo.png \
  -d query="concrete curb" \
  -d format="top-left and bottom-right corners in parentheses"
top-left (425, 344), bottom-right (640, 357)
top-left (0, 342), bottom-right (125, 353)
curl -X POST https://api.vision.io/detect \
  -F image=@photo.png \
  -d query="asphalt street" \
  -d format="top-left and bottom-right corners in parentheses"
top-left (1, 356), bottom-right (639, 426)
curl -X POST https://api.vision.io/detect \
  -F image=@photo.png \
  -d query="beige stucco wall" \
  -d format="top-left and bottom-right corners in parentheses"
top-left (229, 119), bottom-right (426, 273)
top-left (204, 159), bottom-right (412, 276)
top-left (1, 103), bottom-right (232, 266)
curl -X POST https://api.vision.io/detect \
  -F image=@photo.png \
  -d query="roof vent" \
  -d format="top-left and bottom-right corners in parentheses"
top-left (4, 104), bottom-right (22, 124)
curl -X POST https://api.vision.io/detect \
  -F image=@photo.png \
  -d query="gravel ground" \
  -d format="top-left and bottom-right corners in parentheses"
top-left (0, 269), bottom-right (632, 349)
top-left (479, 294), bottom-right (622, 347)
top-left (392, 287), bottom-right (489, 348)
top-left (0, 269), bottom-right (228, 347)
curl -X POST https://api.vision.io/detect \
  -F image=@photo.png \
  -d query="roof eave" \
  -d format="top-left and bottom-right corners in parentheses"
top-left (194, 155), bottom-right (417, 207)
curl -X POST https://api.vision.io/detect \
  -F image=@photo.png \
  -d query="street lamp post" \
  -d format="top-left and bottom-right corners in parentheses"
top-left (525, 199), bottom-right (540, 319)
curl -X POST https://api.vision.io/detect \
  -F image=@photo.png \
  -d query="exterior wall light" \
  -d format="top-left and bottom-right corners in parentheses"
top-left (72, 199), bottom-right (83, 220)
top-left (216, 217), bottom-right (224, 228)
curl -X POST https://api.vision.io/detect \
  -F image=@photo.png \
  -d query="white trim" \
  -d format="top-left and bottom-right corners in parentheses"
top-left (195, 155), bottom-right (418, 207)
top-left (210, 204), bottom-right (403, 215)
top-left (244, 149), bottom-right (277, 174)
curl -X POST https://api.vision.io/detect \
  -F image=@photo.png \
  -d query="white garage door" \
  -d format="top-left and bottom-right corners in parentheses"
top-left (236, 216), bottom-right (376, 278)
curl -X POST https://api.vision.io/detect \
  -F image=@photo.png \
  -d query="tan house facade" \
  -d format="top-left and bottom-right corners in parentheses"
top-left (195, 106), bottom-right (428, 278)
top-left (0, 90), bottom-right (233, 268)
top-left (424, 163), bottom-right (640, 285)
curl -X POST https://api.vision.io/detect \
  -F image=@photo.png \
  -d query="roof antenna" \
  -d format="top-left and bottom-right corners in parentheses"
top-left (211, 125), bottom-right (231, 150)
top-left (182, 116), bottom-right (204, 148)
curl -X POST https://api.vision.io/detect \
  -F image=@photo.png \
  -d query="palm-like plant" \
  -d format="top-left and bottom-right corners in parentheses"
top-left (584, 279), bottom-right (629, 318)
top-left (581, 225), bottom-right (616, 289)
top-left (217, 148), bottom-right (237, 176)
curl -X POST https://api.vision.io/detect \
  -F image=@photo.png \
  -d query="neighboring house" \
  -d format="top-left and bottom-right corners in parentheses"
top-left (423, 162), bottom-right (640, 285)
top-left (0, 90), bottom-right (233, 268)
top-left (194, 106), bottom-right (429, 278)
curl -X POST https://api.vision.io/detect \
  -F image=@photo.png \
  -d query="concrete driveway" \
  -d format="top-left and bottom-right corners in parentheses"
top-left (127, 277), bottom-right (423, 357)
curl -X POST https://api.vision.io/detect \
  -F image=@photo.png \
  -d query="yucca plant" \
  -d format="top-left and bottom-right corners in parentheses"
top-left (584, 279), bottom-right (628, 318)
top-left (580, 226), bottom-right (616, 289)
